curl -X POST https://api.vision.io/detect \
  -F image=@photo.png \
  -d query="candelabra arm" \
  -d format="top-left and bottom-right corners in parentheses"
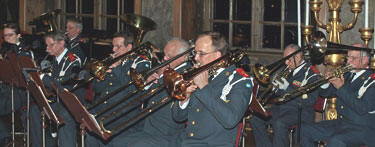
top-left (313, 11), bottom-right (327, 29)
top-left (342, 12), bottom-right (359, 30)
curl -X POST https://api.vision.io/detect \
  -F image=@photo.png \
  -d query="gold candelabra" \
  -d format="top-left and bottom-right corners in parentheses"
top-left (308, 0), bottom-right (364, 120)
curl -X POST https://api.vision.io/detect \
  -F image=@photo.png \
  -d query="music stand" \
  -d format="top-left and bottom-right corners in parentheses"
top-left (0, 53), bottom-right (63, 147)
top-left (51, 83), bottom-right (111, 147)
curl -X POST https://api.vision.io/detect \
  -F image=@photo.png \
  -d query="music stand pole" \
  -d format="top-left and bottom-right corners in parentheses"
top-left (11, 84), bottom-right (15, 147)
top-left (80, 124), bottom-right (86, 147)
top-left (41, 112), bottom-right (46, 147)
top-left (26, 90), bottom-right (30, 147)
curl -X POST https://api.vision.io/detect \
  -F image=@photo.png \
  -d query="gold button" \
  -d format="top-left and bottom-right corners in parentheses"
top-left (109, 82), bottom-right (113, 86)
top-left (196, 108), bottom-right (199, 112)
top-left (110, 74), bottom-right (113, 77)
top-left (190, 133), bottom-right (194, 137)
top-left (340, 105), bottom-right (344, 109)
top-left (191, 121), bottom-right (195, 125)
top-left (339, 115), bottom-right (343, 119)
top-left (152, 101), bottom-right (155, 104)
top-left (105, 91), bottom-right (109, 94)
top-left (104, 101), bottom-right (107, 104)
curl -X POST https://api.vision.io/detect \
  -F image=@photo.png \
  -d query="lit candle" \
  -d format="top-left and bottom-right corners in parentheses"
top-left (365, 0), bottom-right (369, 28)
top-left (305, 0), bottom-right (310, 26)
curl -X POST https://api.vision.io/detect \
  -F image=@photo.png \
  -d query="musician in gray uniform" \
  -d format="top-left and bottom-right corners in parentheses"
top-left (301, 44), bottom-right (375, 147)
top-left (28, 31), bottom-right (82, 147)
top-left (0, 23), bottom-right (34, 146)
top-left (249, 44), bottom-right (321, 147)
top-left (65, 18), bottom-right (86, 62)
top-left (85, 32), bottom-right (151, 147)
top-left (109, 38), bottom-right (192, 147)
top-left (172, 32), bottom-right (253, 146)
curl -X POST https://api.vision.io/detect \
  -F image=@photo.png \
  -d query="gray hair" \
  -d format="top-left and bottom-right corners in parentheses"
top-left (197, 31), bottom-right (228, 54)
top-left (67, 18), bottom-right (83, 33)
top-left (167, 37), bottom-right (189, 54)
top-left (285, 44), bottom-right (302, 56)
top-left (44, 31), bottom-right (66, 42)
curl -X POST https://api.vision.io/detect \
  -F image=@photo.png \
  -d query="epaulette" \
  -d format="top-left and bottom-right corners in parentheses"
top-left (68, 53), bottom-right (77, 61)
top-left (310, 65), bottom-right (319, 74)
top-left (236, 68), bottom-right (250, 77)
top-left (370, 73), bottom-right (375, 80)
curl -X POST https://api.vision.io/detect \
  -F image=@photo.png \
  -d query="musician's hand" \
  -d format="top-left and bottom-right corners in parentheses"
top-left (180, 84), bottom-right (197, 106)
top-left (107, 60), bottom-right (122, 73)
top-left (329, 75), bottom-right (344, 89)
top-left (146, 73), bottom-right (160, 84)
top-left (193, 70), bottom-right (209, 89)
top-left (272, 77), bottom-right (289, 90)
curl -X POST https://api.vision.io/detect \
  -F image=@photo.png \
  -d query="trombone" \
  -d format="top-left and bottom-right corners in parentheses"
top-left (97, 49), bottom-right (246, 136)
top-left (87, 47), bottom-right (195, 111)
top-left (276, 64), bottom-right (352, 104)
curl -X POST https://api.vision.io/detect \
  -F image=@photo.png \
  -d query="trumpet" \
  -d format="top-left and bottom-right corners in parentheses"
top-left (276, 64), bottom-right (352, 103)
top-left (97, 49), bottom-right (245, 136)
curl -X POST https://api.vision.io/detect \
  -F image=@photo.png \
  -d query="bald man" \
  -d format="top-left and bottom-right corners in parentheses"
top-left (250, 44), bottom-right (322, 147)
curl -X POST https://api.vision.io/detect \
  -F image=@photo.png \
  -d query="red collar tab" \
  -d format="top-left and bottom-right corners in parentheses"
top-left (310, 65), bottom-right (319, 74)
top-left (370, 73), bottom-right (375, 80)
top-left (68, 53), bottom-right (76, 61)
top-left (139, 54), bottom-right (148, 60)
top-left (236, 68), bottom-right (250, 77)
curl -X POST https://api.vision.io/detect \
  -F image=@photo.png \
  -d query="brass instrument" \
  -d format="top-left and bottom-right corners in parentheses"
top-left (276, 64), bottom-right (352, 104)
top-left (97, 49), bottom-right (245, 136)
top-left (85, 42), bottom-right (155, 81)
top-left (86, 47), bottom-right (195, 111)
top-left (252, 49), bottom-right (302, 86)
top-left (120, 14), bottom-right (157, 47)
top-left (29, 9), bottom-right (61, 35)
top-left (165, 49), bottom-right (245, 100)
top-left (258, 65), bottom-right (291, 105)
top-left (309, 37), bottom-right (375, 66)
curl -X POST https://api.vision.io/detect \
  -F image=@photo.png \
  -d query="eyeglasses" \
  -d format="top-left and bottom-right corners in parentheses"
top-left (3, 33), bottom-right (16, 37)
top-left (193, 50), bottom-right (217, 57)
top-left (346, 56), bottom-right (360, 60)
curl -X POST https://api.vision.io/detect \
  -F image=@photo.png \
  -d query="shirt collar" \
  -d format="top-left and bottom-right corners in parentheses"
top-left (351, 69), bottom-right (366, 82)
top-left (212, 68), bottom-right (225, 79)
top-left (292, 60), bottom-right (306, 76)
top-left (56, 48), bottom-right (68, 64)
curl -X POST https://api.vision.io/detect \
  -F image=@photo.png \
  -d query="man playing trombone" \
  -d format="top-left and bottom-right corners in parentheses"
top-left (109, 38), bottom-right (192, 147)
top-left (85, 32), bottom-right (151, 146)
top-left (250, 44), bottom-right (321, 147)
top-left (301, 44), bottom-right (375, 147)
top-left (172, 31), bottom-right (253, 146)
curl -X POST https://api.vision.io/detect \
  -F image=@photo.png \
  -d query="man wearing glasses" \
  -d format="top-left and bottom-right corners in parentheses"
top-left (172, 31), bottom-right (253, 146)
top-left (250, 44), bottom-right (321, 147)
top-left (301, 44), bottom-right (375, 147)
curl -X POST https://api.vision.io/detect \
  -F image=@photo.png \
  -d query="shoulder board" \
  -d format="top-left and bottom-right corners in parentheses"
top-left (78, 38), bottom-right (85, 43)
top-left (310, 65), bottom-right (319, 74)
top-left (370, 73), bottom-right (375, 80)
top-left (236, 68), bottom-right (250, 77)
top-left (67, 53), bottom-right (77, 61)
